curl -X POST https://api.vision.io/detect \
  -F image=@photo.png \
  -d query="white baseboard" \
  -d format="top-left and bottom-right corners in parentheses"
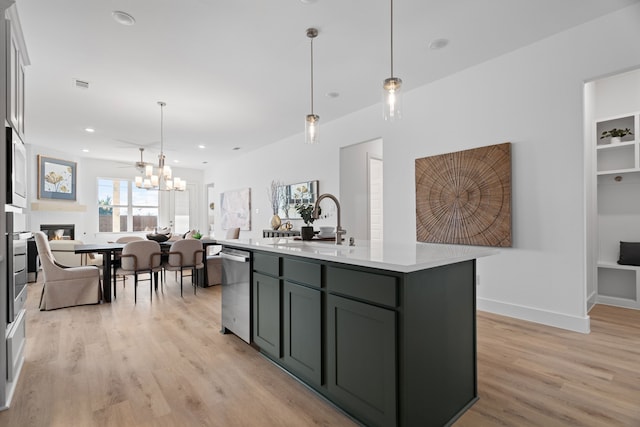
top-left (477, 297), bottom-right (591, 334)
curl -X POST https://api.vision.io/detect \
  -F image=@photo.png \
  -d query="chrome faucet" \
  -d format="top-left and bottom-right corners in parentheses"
top-left (313, 193), bottom-right (346, 245)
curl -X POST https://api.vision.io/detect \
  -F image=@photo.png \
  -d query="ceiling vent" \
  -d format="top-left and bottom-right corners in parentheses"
top-left (73, 79), bottom-right (89, 90)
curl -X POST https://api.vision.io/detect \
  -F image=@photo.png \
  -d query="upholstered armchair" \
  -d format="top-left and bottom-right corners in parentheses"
top-left (206, 227), bottom-right (240, 285)
top-left (34, 231), bottom-right (102, 310)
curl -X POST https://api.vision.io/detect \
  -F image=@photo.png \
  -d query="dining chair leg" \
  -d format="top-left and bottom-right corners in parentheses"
top-left (180, 267), bottom-right (184, 297)
top-left (193, 268), bottom-right (197, 295)
top-left (134, 273), bottom-right (138, 304)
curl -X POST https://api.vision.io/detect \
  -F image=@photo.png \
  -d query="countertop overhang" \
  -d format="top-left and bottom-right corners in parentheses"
top-left (213, 238), bottom-right (498, 273)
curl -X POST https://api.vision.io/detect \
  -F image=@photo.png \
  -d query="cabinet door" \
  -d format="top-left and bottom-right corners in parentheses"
top-left (252, 272), bottom-right (281, 358)
top-left (283, 281), bottom-right (322, 386)
top-left (7, 21), bottom-right (19, 131)
top-left (327, 294), bottom-right (397, 427)
top-left (17, 53), bottom-right (25, 135)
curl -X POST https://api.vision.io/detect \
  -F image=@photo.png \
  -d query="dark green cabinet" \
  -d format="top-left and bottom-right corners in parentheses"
top-left (283, 280), bottom-right (322, 386)
top-left (244, 248), bottom-right (477, 427)
top-left (327, 294), bottom-right (397, 427)
top-left (252, 272), bottom-right (280, 358)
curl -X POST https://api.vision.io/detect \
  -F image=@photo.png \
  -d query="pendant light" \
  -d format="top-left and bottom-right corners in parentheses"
top-left (305, 28), bottom-right (319, 144)
top-left (383, 0), bottom-right (402, 121)
top-left (136, 101), bottom-right (186, 191)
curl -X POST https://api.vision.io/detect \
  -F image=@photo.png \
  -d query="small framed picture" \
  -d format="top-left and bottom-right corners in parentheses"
top-left (38, 155), bottom-right (77, 201)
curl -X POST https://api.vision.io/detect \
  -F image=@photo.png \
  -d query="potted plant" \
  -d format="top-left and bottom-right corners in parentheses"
top-left (295, 203), bottom-right (319, 240)
top-left (600, 128), bottom-right (633, 144)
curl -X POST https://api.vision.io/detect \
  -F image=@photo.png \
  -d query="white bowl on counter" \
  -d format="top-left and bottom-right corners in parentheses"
top-left (318, 226), bottom-right (335, 238)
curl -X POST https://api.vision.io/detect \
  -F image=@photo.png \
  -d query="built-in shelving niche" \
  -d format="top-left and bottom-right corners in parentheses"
top-left (596, 111), bottom-right (640, 309)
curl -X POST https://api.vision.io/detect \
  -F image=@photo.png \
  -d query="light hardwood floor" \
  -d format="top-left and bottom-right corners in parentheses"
top-left (1, 277), bottom-right (639, 426)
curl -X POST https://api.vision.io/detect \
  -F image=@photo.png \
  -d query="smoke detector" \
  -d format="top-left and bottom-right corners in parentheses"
top-left (73, 78), bottom-right (89, 89)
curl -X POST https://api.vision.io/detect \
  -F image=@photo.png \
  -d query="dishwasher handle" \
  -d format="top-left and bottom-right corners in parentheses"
top-left (221, 252), bottom-right (250, 263)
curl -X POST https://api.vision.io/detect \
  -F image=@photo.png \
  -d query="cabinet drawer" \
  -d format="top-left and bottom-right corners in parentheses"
top-left (326, 266), bottom-right (397, 307)
top-left (283, 257), bottom-right (321, 288)
top-left (253, 252), bottom-right (280, 276)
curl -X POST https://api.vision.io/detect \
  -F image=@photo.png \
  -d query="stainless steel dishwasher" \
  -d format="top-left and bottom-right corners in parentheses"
top-left (220, 248), bottom-right (251, 343)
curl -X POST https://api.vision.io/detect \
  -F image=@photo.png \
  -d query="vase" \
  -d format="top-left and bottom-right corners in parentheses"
top-left (270, 214), bottom-right (282, 230)
top-left (301, 226), bottom-right (315, 241)
top-left (611, 137), bottom-right (622, 144)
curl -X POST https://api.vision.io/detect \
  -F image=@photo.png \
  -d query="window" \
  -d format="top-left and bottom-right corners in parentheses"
top-left (98, 178), bottom-right (159, 232)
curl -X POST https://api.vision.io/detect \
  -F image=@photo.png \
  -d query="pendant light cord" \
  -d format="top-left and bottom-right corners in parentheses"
top-left (158, 101), bottom-right (166, 167)
top-left (390, 0), bottom-right (394, 78)
top-left (310, 36), bottom-right (315, 115)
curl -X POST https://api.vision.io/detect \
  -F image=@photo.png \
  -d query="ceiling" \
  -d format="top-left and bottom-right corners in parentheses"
top-left (15, 0), bottom-right (640, 171)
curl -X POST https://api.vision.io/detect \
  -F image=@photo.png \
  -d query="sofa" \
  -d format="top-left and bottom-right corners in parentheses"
top-left (48, 240), bottom-right (103, 267)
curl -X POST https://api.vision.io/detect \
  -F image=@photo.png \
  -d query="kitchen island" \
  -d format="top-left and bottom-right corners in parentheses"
top-left (217, 238), bottom-right (496, 427)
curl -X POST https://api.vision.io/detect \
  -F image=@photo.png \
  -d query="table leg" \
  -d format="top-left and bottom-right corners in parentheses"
top-left (103, 250), bottom-right (112, 303)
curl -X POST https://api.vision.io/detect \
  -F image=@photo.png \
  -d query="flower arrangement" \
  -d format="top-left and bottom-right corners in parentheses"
top-left (267, 180), bottom-right (283, 215)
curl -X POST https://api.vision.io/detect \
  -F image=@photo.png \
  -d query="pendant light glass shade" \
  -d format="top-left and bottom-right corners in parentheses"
top-left (305, 114), bottom-right (319, 144)
top-left (305, 28), bottom-right (319, 144)
top-left (383, 77), bottom-right (402, 121)
top-left (383, 0), bottom-right (402, 121)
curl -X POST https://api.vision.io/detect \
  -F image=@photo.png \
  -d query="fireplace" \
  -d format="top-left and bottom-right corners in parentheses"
top-left (40, 224), bottom-right (75, 240)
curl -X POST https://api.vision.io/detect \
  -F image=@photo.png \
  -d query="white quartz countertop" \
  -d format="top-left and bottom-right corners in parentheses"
top-left (214, 238), bottom-right (498, 273)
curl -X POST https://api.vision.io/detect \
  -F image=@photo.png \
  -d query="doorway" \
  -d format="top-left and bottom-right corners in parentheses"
top-left (339, 138), bottom-right (383, 241)
top-left (161, 183), bottom-right (197, 234)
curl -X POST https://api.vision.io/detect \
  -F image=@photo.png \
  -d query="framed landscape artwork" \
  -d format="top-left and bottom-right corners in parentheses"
top-left (38, 155), bottom-right (77, 201)
top-left (220, 187), bottom-right (251, 230)
top-left (277, 180), bottom-right (319, 220)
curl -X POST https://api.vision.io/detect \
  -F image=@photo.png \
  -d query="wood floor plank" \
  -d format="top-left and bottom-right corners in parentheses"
top-left (2, 278), bottom-right (640, 426)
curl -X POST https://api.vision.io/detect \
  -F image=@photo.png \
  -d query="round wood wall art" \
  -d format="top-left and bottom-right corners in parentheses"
top-left (415, 142), bottom-right (511, 247)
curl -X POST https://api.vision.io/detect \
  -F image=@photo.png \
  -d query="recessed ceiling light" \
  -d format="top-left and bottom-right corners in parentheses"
top-left (232, 147), bottom-right (241, 151)
top-left (85, 127), bottom-right (95, 133)
top-left (82, 149), bottom-right (90, 153)
top-left (300, 0), bottom-right (318, 4)
top-left (198, 144), bottom-right (206, 149)
top-left (202, 161), bottom-right (208, 164)
top-left (173, 159), bottom-right (180, 163)
top-left (429, 38), bottom-right (449, 50)
top-left (326, 92), bottom-right (340, 98)
top-left (112, 11), bottom-right (136, 26)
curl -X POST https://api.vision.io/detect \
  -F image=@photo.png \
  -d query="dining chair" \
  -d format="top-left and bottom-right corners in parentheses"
top-left (164, 239), bottom-right (204, 296)
top-left (115, 240), bottom-right (163, 303)
top-left (112, 235), bottom-right (145, 298)
top-left (34, 231), bottom-right (102, 310)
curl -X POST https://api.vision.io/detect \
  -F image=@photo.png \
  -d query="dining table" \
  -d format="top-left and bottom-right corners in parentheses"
top-left (75, 238), bottom-right (219, 302)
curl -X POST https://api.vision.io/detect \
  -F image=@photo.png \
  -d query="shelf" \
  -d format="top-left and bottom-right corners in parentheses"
top-left (597, 168), bottom-right (639, 176)
top-left (597, 261), bottom-right (640, 271)
top-left (596, 140), bottom-right (636, 150)
top-left (30, 201), bottom-right (87, 212)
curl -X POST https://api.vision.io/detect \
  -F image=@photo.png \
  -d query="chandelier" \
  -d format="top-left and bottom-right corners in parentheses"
top-left (135, 101), bottom-right (186, 191)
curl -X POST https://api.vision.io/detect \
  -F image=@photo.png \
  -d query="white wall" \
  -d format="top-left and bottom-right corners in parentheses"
top-left (26, 144), bottom-right (204, 243)
top-left (204, 4), bottom-right (640, 332)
